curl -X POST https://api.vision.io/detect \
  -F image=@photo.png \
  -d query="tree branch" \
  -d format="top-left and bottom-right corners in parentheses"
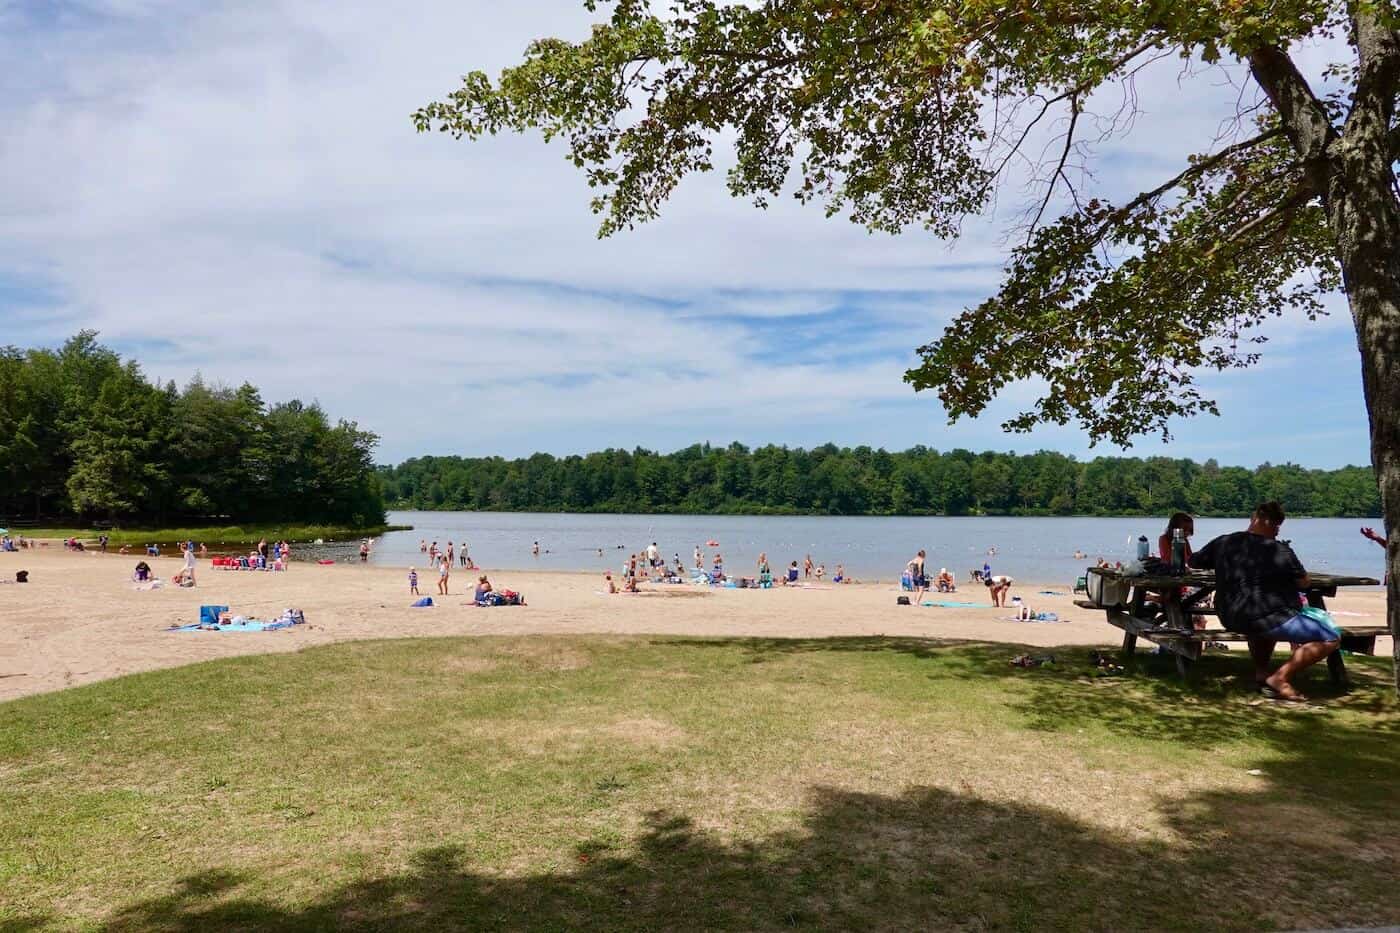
top-left (1247, 44), bottom-right (1338, 190)
top-left (1027, 95), bottom-right (1081, 239)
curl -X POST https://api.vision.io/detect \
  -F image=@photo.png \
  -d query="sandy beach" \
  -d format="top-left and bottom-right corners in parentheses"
top-left (0, 548), bottom-right (1390, 702)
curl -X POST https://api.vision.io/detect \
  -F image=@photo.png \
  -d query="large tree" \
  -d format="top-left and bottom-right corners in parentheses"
top-left (416, 1), bottom-right (1400, 687)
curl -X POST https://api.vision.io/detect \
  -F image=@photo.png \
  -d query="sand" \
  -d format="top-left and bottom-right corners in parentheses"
top-left (0, 548), bottom-right (1390, 702)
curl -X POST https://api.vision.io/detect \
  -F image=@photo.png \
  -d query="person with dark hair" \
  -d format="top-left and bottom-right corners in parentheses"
top-left (1189, 501), bottom-right (1337, 701)
top-left (1159, 512), bottom-right (1195, 564)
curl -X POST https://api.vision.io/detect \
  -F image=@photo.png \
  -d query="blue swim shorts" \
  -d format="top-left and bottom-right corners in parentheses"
top-left (1266, 611), bottom-right (1340, 644)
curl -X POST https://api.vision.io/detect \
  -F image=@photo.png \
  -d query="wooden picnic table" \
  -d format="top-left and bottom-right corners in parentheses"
top-left (1075, 568), bottom-right (1385, 685)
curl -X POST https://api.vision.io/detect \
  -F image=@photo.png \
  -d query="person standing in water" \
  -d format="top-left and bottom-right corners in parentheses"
top-left (532, 541), bottom-right (540, 557)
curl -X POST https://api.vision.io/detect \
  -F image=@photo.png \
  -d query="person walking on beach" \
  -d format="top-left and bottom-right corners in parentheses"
top-left (804, 554), bottom-right (814, 579)
top-left (438, 555), bottom-right (451, 595)
top-left (461, 542), bottom-right (470, 567)
top-left (647, 541), bottom-right (660, 569)
top-left (409, 567), bottom-right (419, 596)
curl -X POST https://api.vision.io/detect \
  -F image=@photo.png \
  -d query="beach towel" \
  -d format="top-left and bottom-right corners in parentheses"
top-left (411, 597), bottom-right (434, 607)
top-left (171, 610), bottom-right (303, 633)
top-left (998, 613), bottom-right (1064, 623)
top-left (1038, 590), bottom-right (1067, 596)
top-left (170, 619), bottom-right (298, 632)
top-left (922, 600), bottom-right (994, 608)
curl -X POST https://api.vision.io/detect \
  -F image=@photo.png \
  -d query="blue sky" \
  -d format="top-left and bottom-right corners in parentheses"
top-left (0, 1), bottom-right (1374, 468)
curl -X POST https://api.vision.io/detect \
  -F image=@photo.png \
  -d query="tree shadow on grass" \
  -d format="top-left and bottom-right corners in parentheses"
top-left (100, 776), bottom-right (1400, 933)
top-left (95, 640), bottom-right (1400, 932)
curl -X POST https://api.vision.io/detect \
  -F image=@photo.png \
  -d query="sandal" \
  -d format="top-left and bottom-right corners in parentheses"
top-left (1259, 684), bottom-right (1307, 703)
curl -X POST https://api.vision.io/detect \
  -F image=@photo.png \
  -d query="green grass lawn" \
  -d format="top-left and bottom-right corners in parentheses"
top-left (13, 523), bottom-right (410, 549)
top-left (2, 637), bottom-right (1398, 931)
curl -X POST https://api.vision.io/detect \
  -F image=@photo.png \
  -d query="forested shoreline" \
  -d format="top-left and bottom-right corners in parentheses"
top-left (379, 444), bottom-right (1380, 518)
top-left (0, 334), bottom-right (387, 527)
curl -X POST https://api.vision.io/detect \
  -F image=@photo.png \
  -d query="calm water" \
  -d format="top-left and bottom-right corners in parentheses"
top-left (334, 511), bottom-right (1389, 585)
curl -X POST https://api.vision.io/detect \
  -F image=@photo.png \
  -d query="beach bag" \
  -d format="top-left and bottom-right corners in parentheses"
top-left (200, 605), bottom-right (230, 625)
top-left (411, 597), bottom-right (433, 608)
top-left (896, 596), bottom-right (910, 606)
top-left (15, 571), bottom-right (27, 583)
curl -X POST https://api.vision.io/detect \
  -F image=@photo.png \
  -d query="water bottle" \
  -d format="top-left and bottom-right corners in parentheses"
top-left (1171, 528), bottom-right (1186, 573)
top-left (1136, 535), bottom-right (1150, 561)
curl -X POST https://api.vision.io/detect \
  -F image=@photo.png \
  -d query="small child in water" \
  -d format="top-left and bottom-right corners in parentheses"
top-left (408, 567), bottom-right (419, 596)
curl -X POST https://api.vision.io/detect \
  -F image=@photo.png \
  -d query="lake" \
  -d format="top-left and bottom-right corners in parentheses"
top-left (325, 511), bottom-right (1389, 585)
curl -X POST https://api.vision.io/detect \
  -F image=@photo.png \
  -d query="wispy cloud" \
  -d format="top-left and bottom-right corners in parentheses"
top-left (0, 2), bottom-right (1372, 467)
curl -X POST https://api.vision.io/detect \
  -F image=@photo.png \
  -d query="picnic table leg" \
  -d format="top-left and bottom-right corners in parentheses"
top-left (1326, 650), bottom-right (1349, 688)
top-left (1175, 651), bottom-right (1193, 680)
top-left (1121, 629), bottom-right (1137, 657)
top-left (1305, 591), bottom-right (1350, 689)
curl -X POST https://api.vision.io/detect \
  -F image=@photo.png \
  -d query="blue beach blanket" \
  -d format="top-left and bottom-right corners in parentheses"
top-left (171, 619), bottom-right (298, 633)
top-left (922, 600), bottom-right (995, 609)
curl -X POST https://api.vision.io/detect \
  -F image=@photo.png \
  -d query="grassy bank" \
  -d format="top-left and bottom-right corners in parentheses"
top-left (2, 636), bottom-right (1398, 930)
top-left (14, 523), bottom-right (412, 548)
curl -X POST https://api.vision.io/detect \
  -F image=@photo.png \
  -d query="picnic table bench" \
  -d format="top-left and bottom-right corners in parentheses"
top-left (1075, 568), bottom-right (1386, 685)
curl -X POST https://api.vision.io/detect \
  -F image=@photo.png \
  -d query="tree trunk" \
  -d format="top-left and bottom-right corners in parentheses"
top-left (1332, 177), bottom-right (1400, 696)
top-left (1250, 26), bottom-right (1400, 694)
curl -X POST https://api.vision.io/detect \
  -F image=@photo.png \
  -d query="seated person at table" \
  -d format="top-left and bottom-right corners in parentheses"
top-left (1189, 501), bottom-right (1337, 701)
top-left (1158, 512), bottom-right (1195, 563)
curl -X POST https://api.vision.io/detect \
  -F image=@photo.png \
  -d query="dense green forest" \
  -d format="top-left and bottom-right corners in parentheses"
top-left (0, 333), bottom-right (386, 527)
top-left (379, 444), bottom-right (1381, 518)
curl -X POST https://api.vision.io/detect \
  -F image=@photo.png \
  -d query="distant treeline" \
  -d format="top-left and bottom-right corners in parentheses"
top-left (0, 333), bottom-right (387, 527)
top-left (378, 443), bottom-right (1380, 518)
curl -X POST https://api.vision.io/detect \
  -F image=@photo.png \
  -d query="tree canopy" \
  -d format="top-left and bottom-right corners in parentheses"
top-left (0, 334), bottom-right (387, 528)
top-left (379, 444), bottom-right (1380, 518)
top-left (415, 0), bottom-right (1388, 444)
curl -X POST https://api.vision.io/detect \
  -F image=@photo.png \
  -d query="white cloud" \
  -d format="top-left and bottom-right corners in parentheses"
top-left (0, 2), bottom-right (1371, 466)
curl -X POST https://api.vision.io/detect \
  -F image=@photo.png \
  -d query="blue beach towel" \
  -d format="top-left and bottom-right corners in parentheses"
top-left (411, 597), bottom-right (434, 608)
top-left (170, 619), bottom-right (296, 633)
top-left (922, 600), bottom-right (995, 609)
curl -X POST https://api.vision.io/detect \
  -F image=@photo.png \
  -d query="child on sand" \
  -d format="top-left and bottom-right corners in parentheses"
top-left (605, 571), bottom-right (618, 594)
top-left (409, 567), bottom-right (419, 596)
